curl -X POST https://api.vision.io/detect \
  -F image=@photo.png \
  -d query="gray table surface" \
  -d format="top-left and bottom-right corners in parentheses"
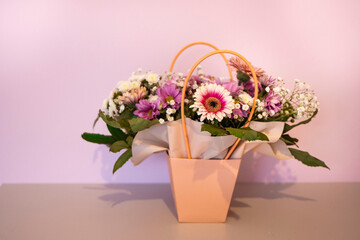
top-left (0, 183), bottom-right (359, 240)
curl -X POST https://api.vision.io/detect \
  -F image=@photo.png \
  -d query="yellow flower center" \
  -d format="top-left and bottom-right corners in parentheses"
top-left (148, 109), bottom-right (153, 117)
top-left (204, 97), bottom-right (221, 112)
top-left (165, 96), bottom-right (174, 102)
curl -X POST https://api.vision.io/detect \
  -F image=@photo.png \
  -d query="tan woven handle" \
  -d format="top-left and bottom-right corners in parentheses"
top-left (169, 42), bottom-right (233, 81)
top-left (180, 50), bottom-right (259, 160)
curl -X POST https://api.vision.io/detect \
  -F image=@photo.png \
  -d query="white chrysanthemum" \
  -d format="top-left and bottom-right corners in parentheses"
top-left (118, 81), bottom-right (132, 92)
top-left (131, 81), bottom-right (140, 89)
top-left (119, 104), bottom-right (125, 113)
top-left (128, 72), bottom-right (145, 82)
top-left (148, 95), bottom-right (159, 102)
top-left (108, 99), bottom-right (117, 117)
top-left (190, 84), bottom-right (234, 122)
top-left (159, 118), bottom-right (165, 124)
top-left (102, 98), bottom-right (109, 112)
top-left (146, 72), bottom-right (160, 84)
top-left (239, 92), bottom-right (253, 105)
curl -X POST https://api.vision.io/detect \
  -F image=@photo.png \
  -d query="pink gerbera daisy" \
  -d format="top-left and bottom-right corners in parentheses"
top-left (191, 84), bottom-right (234, 122)
top-left (228, 56), bottom-right (265, 78)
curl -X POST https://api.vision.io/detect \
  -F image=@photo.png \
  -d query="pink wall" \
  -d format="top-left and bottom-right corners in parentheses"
top-left (1, 0), bottom-right (359, 184)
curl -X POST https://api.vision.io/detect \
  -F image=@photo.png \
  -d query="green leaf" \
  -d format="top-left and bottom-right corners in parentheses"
top-left (128, 118), bottom-right (158, 132)
top-left (115, 109), bottom-right (136, 120)
top-left (126, 136), bottom-right (134, 146)
top-left (283, 109), bottom-right (318, 133)
top-left (236, 70), bottom-right (250, 84)
top-left (226, 127), bottom-right (269, 141)
top-left (280, 134), bottom-right (299, 147)
top-left (81, 133), bottom-right (116, 145)
top-left (98, 110), bottom-right (132, 133)
top-left (98, 110), bottom-right (123, 129)
top-left (107, 124), bottom-right (127, 140)
top-left (92, 115), bottom-right (100, 129)
top-left (289, 148), bottom-right (329, 169)
top-left (201, 124), bottom-right (228, 136)
top-left (109, 140), bottom-right (129, 153)
top-left (113, 149), bottom-right (132, 174)
top-left (118, 120), bottom-right (132, 133)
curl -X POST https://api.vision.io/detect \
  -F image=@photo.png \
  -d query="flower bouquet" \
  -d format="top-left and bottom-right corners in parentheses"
top-left (82, 42), bottom-right (328, 222)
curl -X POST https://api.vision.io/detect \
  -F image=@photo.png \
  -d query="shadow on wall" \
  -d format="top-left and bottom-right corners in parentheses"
top-left (93, 146), bottom-right (114, 182)
top-left (93, 146), bottom-right (170, 183)
top-left (92, 145), bottom-right (297, 183)
top-left (89, 147), bottom-right (305, 221)
top-left (237, 151), bottom-right (297, 183)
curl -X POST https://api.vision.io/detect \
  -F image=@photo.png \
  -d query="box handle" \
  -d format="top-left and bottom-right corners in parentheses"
top-left (180, 50), bottom-right (259, 160)
top-left (169, 42), bottom-right (233, 81)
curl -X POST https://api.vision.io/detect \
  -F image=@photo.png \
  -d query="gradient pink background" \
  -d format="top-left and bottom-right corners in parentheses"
top-left (1, 0), bottom-right (359, 184)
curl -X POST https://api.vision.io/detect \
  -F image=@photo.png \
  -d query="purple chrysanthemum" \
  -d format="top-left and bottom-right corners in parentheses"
top-left (232, 108), bottom-right (248, 118)
top-left (222, 81), bottom-right (242, 97)
top-left (156, 83), bottom-right (181, 109)
top-left (163, 74), bottom-right (179, 85)
top-left (259, 75), bottom-right (276, 87)
top-left (190, 75), bottom-right (205, 85)
top-left (242, 79), bottom-right (262, 97)
top-left (264, 91), bottom-right (282, 114)
top-left (134, 99), bottom-right (160, 120)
